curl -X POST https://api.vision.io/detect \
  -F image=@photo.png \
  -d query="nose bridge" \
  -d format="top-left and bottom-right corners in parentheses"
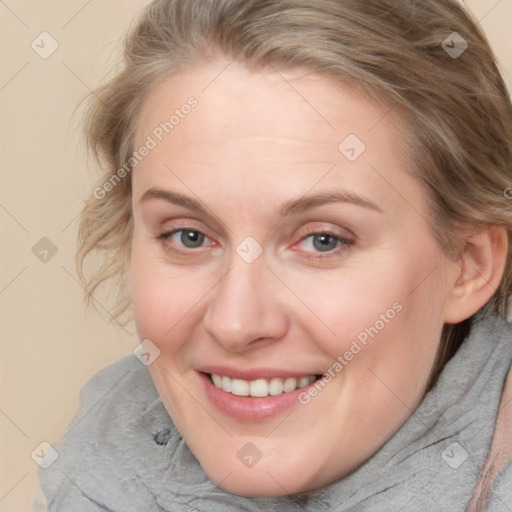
top-left (203, 250), bottom-right (287, 351)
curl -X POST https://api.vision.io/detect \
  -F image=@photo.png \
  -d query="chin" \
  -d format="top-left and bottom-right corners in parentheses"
top-left (209, 470), bottom-right (308, 498)
top-left (196, 448), bottom-right (326, 498)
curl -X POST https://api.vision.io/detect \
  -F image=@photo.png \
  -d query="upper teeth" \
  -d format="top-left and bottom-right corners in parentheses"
top-left (210, 374), bottom-right (316, 397)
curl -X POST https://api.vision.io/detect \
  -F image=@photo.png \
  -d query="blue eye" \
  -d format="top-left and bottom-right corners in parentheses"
top-left (158, 229), bottom-right (208, 249)
top-left (299, 233), bottom-right (352, 253)
top-left (156, 228), bottom-right (353, 260)
top-left (176, 230), bottom-right (205, 248)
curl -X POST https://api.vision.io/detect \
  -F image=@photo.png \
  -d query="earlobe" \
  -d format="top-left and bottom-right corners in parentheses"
top-left (443, 225), bottom-right (507, 324)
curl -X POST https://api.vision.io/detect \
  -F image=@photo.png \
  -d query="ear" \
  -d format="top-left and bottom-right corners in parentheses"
top-left (443, 225), bottom-right (508, 324)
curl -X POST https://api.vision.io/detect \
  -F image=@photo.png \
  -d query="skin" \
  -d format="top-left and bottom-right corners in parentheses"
top-left (128, 60), bottom-right (506, 497)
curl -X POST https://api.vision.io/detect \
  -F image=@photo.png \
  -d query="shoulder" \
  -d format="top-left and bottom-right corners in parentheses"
top-left (38, 355), bottom-right (178, 511)
top-left (482, 365), bottom-right (512, 510)
top-left (78, 355), bottom-right (152, 407)
top-left (61, 354), bottom-right (159, 433)
top-left (467, 337), bottom-right (512, 511)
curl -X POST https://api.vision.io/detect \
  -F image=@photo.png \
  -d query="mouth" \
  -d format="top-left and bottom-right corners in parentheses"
top-left (199, 371), bottom-right (323, 421)
top-left (209, 373), bottom-right (320, 397)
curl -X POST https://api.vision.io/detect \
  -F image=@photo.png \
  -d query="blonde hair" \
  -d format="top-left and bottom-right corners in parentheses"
top-left (78, 0), bottom-right (512, 381)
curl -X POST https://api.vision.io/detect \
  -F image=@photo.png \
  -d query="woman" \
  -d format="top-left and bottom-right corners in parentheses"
top-left (37, 0), bottom-right (512, 510)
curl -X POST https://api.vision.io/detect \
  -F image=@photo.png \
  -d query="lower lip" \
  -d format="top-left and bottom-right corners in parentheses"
top-left (199, 372), bottom-right (317, 421)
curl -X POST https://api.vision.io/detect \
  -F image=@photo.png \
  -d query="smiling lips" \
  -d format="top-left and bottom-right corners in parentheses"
top-left (198, 366), bottom-right (323, 420)
top-left (210, 373), bottom-right (317, 397)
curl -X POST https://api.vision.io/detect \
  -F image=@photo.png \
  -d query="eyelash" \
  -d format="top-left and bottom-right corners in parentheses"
top-left (295, 228), bottom-right (354, 259)
top-left (155, 228), bottom-right (354, 260)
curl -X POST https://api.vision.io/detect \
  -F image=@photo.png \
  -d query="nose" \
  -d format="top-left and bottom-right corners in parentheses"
top-left (202, 253), bottom-right (289, 353)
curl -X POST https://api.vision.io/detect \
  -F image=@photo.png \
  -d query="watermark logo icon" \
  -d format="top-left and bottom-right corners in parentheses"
top-left (236, 236), bottom-right (263, 264)
top-left (237, 442), bottom-right (262, 468)
top-left (133, 338), bottom-right (161, 366)
top-left (338, 134), bottom-right (366, 162)
top-left (442, 32), bottom-right (468, 59)
top-left (32, 237), bottom-right (58, 263)
top-left (31, 442), bottom-right (58, 469)
top-left (441, 441), bottom-right (468, 469)
top-left (31, 32), bottom-right (59, 59)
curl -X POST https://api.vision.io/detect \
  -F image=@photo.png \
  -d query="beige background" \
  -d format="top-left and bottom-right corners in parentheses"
top-left (0, 1), bottom-right (511, 511)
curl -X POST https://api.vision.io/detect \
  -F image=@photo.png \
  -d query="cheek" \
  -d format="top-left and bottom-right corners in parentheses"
top-left (293, 245), bottom-right (446, 364)
top-left (129, 241), bottom-right (205, 350)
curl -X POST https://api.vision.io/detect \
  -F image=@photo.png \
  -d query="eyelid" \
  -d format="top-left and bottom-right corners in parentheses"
top-left (158, 227), bottom-right (215, 245)
top-left (294, 232), bottom-right (353, 250)
top-left (289, 224), bottom-right (355, 260)
top-left (295, 223), bottom-right (355, 243)
top-left (155, 220), bottom-right (218, 257)
top-left (158, 218), bottom-right (218, 241)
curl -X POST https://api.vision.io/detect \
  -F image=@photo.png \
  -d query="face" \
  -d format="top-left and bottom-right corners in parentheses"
top-left (129, 60), bottom-right (458, 496)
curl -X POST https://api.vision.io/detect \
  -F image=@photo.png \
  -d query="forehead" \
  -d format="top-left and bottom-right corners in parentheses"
top-left (135, 60), bottom-right (407, 155)
top-left (132, 60), bottom-right (419, 212)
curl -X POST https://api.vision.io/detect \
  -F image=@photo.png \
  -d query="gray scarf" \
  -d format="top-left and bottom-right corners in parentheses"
top-left (39, 311), bottom-right (512, 511)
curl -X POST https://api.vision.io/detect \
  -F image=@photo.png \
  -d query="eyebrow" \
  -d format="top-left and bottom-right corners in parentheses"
top-left (139, 188), bottom-right (206, 214)
top-left (139, 188), bottom-right (383, 217)
top-left (278, 190), bottom-right (383, 216)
